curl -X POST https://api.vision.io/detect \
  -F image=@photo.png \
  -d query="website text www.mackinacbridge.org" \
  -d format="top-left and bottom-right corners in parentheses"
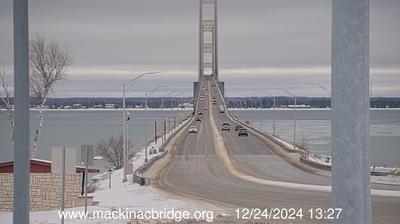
top-left (58, 208), bottom-right (214, 222)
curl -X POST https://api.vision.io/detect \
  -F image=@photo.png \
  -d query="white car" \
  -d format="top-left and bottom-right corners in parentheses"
top-left (189, 126), bottom-right (198, 133)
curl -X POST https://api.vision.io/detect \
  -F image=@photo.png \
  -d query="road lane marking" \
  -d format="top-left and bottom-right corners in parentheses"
top-left (208, 79), bottom-right (400, 198)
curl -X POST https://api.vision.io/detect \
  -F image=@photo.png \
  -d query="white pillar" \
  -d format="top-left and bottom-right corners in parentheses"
top-left (331, 0), bottom-right (371, 224)
top-left (13, 0), bottom-right (30, 223)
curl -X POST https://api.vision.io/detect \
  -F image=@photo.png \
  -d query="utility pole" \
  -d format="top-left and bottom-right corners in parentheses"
top-left (13, 0), bottom-right (30, 223)
top-left (332, 0), bottom-right (371, 223)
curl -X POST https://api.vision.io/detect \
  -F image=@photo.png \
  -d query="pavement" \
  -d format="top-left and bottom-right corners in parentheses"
top-left (152, 76), bottom-right (400, 223)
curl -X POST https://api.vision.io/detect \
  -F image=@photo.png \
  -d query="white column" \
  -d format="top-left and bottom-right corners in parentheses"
top-left (331, 0), bottom-right (371, 224)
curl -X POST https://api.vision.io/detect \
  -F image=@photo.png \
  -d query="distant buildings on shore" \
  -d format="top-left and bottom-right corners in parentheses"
top-left (0, 97), bottom-right (399, 110)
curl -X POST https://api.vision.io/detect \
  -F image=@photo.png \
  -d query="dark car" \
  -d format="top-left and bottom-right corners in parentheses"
top-left (196, 117), bottom-right (202, 122)
top-left (198, 112), bottom-right (203, 116)
top-left (235, 125), bottom-right (243, 131)
top-left (238, 128), bottom-right (248, 137)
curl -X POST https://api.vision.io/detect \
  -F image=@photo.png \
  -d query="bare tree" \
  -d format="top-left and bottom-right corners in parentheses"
top-left (0, 65), bottom-right (15, 143)
top-left (96, 135), bottom-right (136, 169)
top-left (30, 34), bottom-right (71, 157)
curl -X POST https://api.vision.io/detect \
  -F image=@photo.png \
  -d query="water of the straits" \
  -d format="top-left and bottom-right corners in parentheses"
top-left (0, 109), bottom-right (399, 167)
top-left (231, 109), bottom-right (400, 167)
top-left (0, 109), bottom-right (191, 165)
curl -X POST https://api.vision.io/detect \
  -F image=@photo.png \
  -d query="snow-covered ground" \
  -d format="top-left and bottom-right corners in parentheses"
top-left (0, 169), bottom-right (191, 224)
top-left (130, 117), bottom-right (191, 171)
top-left (371, 175), bottom-right (400, 185)
top-left (305, 154), bottom-right (331, 166)
top-left (0, 117), bottom-right (216, 224)
top-left (271, 135), bottom-right (299, 152)
top-left (271, 135), bottom-right (400, 185)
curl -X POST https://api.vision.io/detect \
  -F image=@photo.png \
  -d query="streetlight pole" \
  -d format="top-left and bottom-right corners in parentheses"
top-left (305, 83), bottom-right (331, 97)
top-left (144, 86), bottom-right (166, 163)
top-left (161, 90), bottom-right (177, 143)
top-left (280, 88), bottom-right (297, 151)
top-left (305, 83), bottom-right (331, 109)
top-left (122, 71), bottom-right (160, 182)
top-left (250, 94), bottom-right (259, 126)
top-left (162, 90), bottom-right (177, 111)
top-left (174, 92), bottom-right (181, 130)
top-left (265, 91), bottom-right (276, 136)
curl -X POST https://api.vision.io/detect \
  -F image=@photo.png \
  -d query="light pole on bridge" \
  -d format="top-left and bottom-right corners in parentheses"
top-left (144, 85), bottom-right (167, 163)
top-left (265, 90), bottom-right (276, 136)
top-left (162, 90), bottom-right (178, 111)
top-left (279, 88), bottom-right (297, 151)
top-left (122, 71), bottom-right (160, 182)
top-left (305, 83), bottom-right (331, 97)
top-left (174, 92), bottom-right (182, 129)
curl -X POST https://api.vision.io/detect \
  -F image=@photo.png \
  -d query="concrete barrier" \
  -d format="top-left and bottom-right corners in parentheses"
top-left (300, 156), bottom-right (331, 171)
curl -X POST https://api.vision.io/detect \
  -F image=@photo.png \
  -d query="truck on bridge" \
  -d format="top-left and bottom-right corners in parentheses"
top-left (218, 105), bottom-right (225, 113)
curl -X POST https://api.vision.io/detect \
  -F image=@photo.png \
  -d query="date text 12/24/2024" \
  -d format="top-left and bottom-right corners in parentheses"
top-left (235, 208), bottom-right (342, 220)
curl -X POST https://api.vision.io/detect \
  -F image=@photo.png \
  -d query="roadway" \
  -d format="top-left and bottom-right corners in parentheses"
top-left (158, 76), bottom-right (400, 223)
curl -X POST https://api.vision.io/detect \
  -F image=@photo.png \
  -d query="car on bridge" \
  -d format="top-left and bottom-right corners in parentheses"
top-left (238, 128), bottom-right (248, 137)
top-left (221, 122), bottom-right (230, 131)
top-left (234, 125), bottom-right (243, 131)
top-left (189, 126), bottom-right (198, 134)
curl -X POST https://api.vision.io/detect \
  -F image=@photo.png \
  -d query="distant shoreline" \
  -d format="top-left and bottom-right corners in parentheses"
top-left (1, 107), bottom-right (400, 112)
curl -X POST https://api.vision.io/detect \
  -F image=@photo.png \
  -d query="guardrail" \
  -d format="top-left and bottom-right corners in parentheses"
top-left (300, 156), bottom-right (331, 171)
top-left (211, 76), bottom-right (301, 154)
top-left (133, 79), bottom-right (205, 185)
top-left (133, 116), bottom-right (193, 186)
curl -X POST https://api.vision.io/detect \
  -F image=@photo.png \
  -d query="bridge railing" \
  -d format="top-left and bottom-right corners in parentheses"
top-left (132, 115), bottom-right (193, 185)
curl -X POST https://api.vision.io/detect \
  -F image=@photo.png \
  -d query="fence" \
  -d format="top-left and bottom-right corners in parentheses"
top-left (133, 116), bottom-right (192, 186)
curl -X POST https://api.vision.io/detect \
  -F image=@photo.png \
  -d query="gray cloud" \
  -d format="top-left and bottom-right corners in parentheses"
top-left (0, 0), bottom-right (399, 97)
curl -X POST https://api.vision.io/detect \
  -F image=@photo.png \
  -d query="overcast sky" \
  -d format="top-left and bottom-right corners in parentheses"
top-left (0, 0), bottom-right (399, 97)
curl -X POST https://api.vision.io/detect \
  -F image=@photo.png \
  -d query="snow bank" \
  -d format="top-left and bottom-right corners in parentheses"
top-left (271, 135), bottom-right (299, 152)
top-left (0, 118), bottom-right (195, 224)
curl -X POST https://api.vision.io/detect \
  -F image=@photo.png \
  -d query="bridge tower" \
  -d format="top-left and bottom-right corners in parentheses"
top-left (194, 0), bottom-right (224, 101)
top-left (198, 0), bottom-right (218, 81)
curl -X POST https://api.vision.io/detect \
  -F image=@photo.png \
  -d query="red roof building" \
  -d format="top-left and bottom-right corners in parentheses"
top-left (0, 159), bottom-right (99, 173)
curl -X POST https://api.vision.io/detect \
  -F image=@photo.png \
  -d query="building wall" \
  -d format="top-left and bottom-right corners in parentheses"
top-left (0, 173), bottom-right (90, 211)
top-left (0, 162), bottom-right (52, 173)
